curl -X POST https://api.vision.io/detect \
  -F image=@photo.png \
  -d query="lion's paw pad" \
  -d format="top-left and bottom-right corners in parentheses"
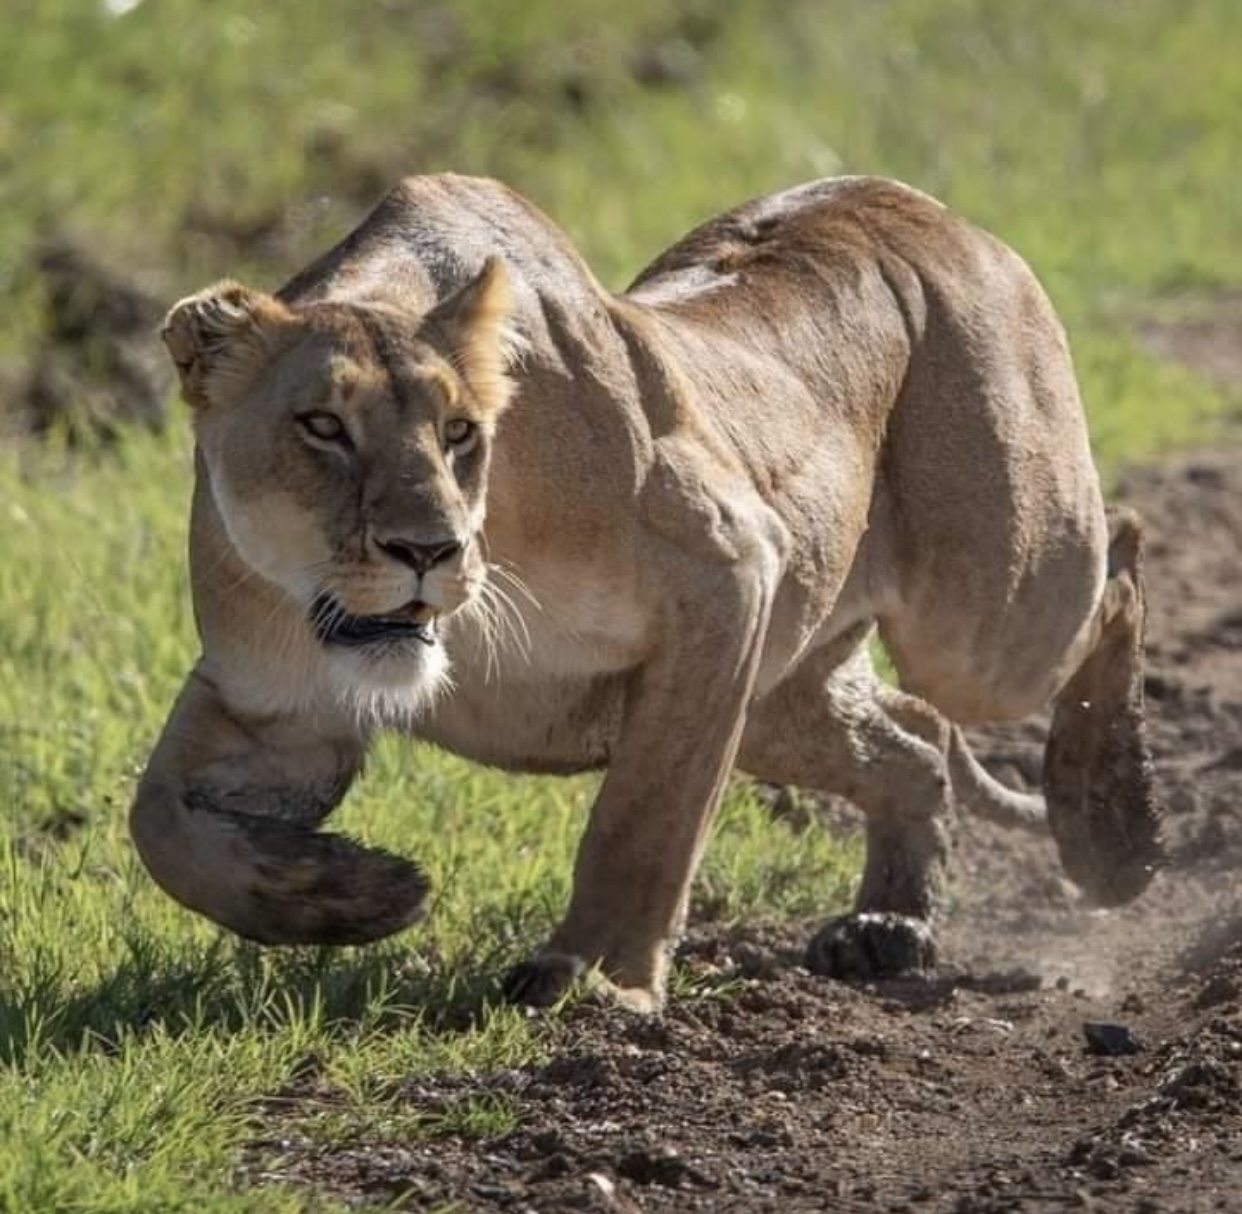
top-left (806, 912), bottom-right (936, 981)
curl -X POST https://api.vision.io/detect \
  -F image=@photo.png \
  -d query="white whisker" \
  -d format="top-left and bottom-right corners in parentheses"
top-left (491, 560), bottom-right (542, 612)
top-left (485, 574), bottom-right (533, 661)
top-left (464, 595), bottom-right (500, 686)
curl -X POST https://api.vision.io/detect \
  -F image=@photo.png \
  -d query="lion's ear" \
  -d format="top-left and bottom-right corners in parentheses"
top-left (428, 257), bottom-right (519, 417)
top-left (161, 281), bottom-right (294, 409)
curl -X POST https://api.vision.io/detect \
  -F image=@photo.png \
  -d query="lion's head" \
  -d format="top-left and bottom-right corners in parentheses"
top-left (162, 257), bottom-right (516, 712)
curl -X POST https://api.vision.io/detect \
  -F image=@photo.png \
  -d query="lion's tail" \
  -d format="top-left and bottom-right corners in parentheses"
top-left (947, 726), bottom-right (1046, 831)
top-left (1042, 507), bottom-right (1163, 907)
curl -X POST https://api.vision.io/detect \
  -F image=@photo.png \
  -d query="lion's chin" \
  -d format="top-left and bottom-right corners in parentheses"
top-left (323, 636), bottom-right (450, 728)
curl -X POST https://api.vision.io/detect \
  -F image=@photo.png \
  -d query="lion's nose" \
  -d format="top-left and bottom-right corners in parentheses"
top-left (376, 536), bottom-right (463, 575)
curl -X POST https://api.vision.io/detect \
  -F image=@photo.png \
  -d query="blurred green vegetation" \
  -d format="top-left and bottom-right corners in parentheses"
top-left (0, 1), bottom-right (1239, 1209)
top-left (3, 0), bottom-right (1239, 449)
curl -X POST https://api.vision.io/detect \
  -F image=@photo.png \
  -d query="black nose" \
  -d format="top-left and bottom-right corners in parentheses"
top-left (377, 536), bottom-right (463, 574)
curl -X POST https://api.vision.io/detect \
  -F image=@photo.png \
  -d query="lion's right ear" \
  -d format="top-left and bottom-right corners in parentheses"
top-left (161, 281), bottom-right (295, 409)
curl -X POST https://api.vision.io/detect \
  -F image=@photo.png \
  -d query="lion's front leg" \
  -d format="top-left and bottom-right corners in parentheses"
top-left (129, 664), bottom-right (429, 945)
top-left (503, 546), bottom-right (780, 1013)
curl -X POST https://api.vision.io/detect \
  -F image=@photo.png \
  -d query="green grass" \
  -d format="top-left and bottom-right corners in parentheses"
top-left (1, 0), bottom-right (1240, 1209)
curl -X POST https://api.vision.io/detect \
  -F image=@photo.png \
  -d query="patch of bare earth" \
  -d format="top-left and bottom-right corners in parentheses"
top-left (0, 240), bottom-right (172, 442)
top-left (1138, 294), bottom-right (1242, 389)
top-left (245, 330), bottom-right (1242, 1212)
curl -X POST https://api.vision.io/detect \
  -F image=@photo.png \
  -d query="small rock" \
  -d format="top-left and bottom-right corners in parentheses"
top-left (616, 1147), bottom-right (713, 1190)
top-left (732, 941), bottom-right (779, 978)
top-left (586, 1172), bottom-right (616, 1200)
top-left (1083, 1021), bottom-right (1142, 1056)
top-left (470, 1181), bottom-right (515, 1201)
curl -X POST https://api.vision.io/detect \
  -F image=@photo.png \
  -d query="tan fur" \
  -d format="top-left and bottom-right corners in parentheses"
top-left (131, 175), bottom-right (1160, 1010)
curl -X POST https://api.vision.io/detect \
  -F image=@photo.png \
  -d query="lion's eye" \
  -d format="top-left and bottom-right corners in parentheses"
top-left (444, 418), bottom-right (478, 449)
top-left (297, 411), bottom-right (351, 446)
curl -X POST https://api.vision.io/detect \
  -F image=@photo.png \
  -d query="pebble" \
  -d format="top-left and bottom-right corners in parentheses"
top-left (1082, 1021), bottom-right (1142, 1056)
top-left (586, 1172), bottom-right (616, 1200)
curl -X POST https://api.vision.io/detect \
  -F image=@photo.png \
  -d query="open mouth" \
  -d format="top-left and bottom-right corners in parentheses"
top-left (310, 593), bottom-right (437, 649)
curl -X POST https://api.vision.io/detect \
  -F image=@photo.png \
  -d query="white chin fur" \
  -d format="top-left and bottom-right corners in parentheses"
top-left (324, 640), bottom-right (450, 728)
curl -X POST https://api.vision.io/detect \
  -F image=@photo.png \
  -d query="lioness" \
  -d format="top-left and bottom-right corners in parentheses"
top-left (131, 175), bottom-right (1160, 1011)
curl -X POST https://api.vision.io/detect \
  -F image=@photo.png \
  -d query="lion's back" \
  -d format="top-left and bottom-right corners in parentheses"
top-left (624, 176), bottom-right (982, 308)
top-left (281, 174), bottom-right (605, 311)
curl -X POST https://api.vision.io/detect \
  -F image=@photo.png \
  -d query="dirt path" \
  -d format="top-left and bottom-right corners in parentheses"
top-left (260, 441), bottom-right (1242, 1213)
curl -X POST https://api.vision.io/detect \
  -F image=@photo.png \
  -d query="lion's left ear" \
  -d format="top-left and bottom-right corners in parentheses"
top-left (427, 257), bottom-right (520, 417)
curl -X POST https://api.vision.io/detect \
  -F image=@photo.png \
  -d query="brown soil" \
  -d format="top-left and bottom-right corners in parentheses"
top-left (0, 239), bottom-right (172, 442)
top-left (249, 432), bottom-right (1242, 1208)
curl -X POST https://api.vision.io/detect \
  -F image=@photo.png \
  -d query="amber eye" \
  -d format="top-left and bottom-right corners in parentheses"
top-left (444, 417), bottom-right (478, 449)
top-left (296, 411), bottom-right (350, 446)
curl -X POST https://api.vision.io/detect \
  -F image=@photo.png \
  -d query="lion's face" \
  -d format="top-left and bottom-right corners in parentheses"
top-left (164, 258), bottom-right (515, 707)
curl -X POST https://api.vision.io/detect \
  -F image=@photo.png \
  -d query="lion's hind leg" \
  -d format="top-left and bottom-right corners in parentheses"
top-left (741, 644), bottom-right (954, 980)
top-left (1044, 507), bottom-right (1163, 905)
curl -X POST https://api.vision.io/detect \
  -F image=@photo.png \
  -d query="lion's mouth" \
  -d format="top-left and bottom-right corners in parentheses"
top-left (310, 593), bottom-right (438, 649)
